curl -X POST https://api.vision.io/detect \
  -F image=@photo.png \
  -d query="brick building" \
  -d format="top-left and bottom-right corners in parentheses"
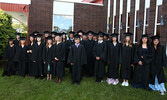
top-left (2, 0), bottom-right (165, 52)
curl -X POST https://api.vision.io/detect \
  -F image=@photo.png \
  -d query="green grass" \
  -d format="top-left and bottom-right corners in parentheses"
top-left (0, 66), bottom-right (167, 100)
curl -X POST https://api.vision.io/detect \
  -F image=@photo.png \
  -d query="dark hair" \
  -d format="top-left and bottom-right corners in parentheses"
top-left (151, 39), bottom-right (161, 53)
top-left (139, 37), bottom-right (150, 47)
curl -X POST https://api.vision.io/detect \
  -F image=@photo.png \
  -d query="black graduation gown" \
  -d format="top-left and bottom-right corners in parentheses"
top-left (36, 42), bottom-right (44, 76)
top-left (120, 44), bottom-right (135, 80)
top-left (84, 39), bottom-right (95, 76)
top-left (42, 45), bottom-right (54, 75)
top-left (3, 45), bottom-right (16, 75)
top-left (93, 41), bottom-right (107, 79)
top-left (132, 45), bottom-right (154, 88)
top-left (67, 44), bottom-right (87, 82)
top-left (52, 42), bottom-right (66, 77)
top-left (149, 45), bottom-right (167, 84)
top-left (14, 45), bottom-right (28, 76)
top-left (107, 42), bottom-right (122, 79)
top-left (14, 39), bottom-right (19, 46)
top-left (27, 43), bottom-right (37, 76)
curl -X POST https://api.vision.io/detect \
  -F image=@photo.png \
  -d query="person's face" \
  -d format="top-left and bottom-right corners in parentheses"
top-left (125, 36), bottom-right (130, 42)
top-left (78, 32), bottom-right (83, 36)
top-left (55, 36), bottom-right (61, 42)
top-left (112, 37), bottom-right (117, 42)
top-left (69, 34), bottom-right (74, 39)
top-left (52, 34), bottom-right (55, 38)
top-left (98, 36), bottom-right (103, 41)
top-left (142, 37), bottom-right (148, 43)
top-left (47, 39), bottom-right (52, 44)
top-left (44, 33), bottom-right (49, 38)
top-left (21, 40), bottom-right (25, 44)
top-left (30, 36), bottom-right (34, 42)
top-left (93, 36), bottom-right (97, 40)
top-left (62, 34), bottom-right (66, 38)
top-left (104, 36), bottom-right (108, 40)
top-left (82, 35), bottom-right (87, 40)
top-left (75, 38), bottom-right (80, 44)
top-left (88, 33), bottom-right (93, 39)
top-left (16, 35), bottom-right (20, 40)
top-left (37, 37), bottom-right (41, 42)
top-left (153, 39), bottom-right (159, 46)
top-left (9, 41), bottom-right (13, 44)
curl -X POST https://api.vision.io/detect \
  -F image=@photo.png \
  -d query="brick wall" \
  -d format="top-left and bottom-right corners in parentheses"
top-left (73, 1), bottom-right (108, 33)
top-left (29, 0), bottom-right (53, 34)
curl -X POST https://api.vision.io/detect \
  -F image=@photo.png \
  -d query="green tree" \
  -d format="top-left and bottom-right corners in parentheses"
top-left (0, 9), bottom-right (16, 59)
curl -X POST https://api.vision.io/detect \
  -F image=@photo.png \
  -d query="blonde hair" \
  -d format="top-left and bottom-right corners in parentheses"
top-left (123, 40), bottom-right (132, 47)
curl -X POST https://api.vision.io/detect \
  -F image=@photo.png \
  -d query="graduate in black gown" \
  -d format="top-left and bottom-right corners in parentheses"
top-left (14, 33), bottom-right (21, 74)
top-left (120, 32), bottom-right (135, 87)
top-left (14, 37), bottom-right (28, 77)
top-left (84, 30), bottom-right (96, 77)
top-left (27, 34), bottom-right (37, 76)
top-left (32, 31), bottom-right (39, 42)
top-left (52, 33), bottom-right (66, 83)
top-left (149, 35), bottom-right (166, 95)
top-left (62, 32), bottom-right (67, 43)
top-left (35, 34), bottom-right (44, 78)
top-left (131, 34), bottom-right (154, 91)
top-left (42, 36), bottom-right (54, 81)
top-left (68, 35), bottom-right (87, 85)
top-left (93, 32), bottom-right (107, 83)
top-left (93, 32), bottom-right (98, 41)
top-left (107, 33), bottom-right (121, 85)
top-left (77, 30), bottom-right (86, 45)
top-left (66, 31), bottom-right (75, 73)
top-left (51, 31), bottom-right (56, 43)
top-left (42, 31), bottom-right (50, 46)
top-left (14, 33), bottom-right (21, 46)
top-left (2, 38), bottom-right (16, 76)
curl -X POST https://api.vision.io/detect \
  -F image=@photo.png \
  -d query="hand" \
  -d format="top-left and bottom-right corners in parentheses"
top-left (71, 63), bottom-right (73, 65)
top-left (27, 50), bottom-right (29, 53)
top-left (141, 56), bottom-right (143, 59)
top-left (29, 50), bottom-right (32, 53)
top-left (55, 57), bottom-right (59, 61)
top-left (44, 62), bottom-right (46, 64)
top-left (138, 61), bottom-right (143, 66)
top-left (131, 64), bottom-right (133, 66)
top-left (96, 57), bottom-right (100, 60)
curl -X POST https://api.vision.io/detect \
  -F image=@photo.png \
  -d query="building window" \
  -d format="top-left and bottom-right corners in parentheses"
top-left (53, 1), bottom-right (74, 32)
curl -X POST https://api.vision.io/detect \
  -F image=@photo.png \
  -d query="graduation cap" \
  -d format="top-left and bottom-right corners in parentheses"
top-left (74, 34), bottom-right (80, 39)
top-left (44, 31), bottom-right (50, 34)
top-left (124, 32), bottom-right (133, 36)
top-left (77, 30), bottom-right (84, 34)
top-left (151, 35), bottom-right (160, 40)
top-left (8, 38), bottom-right (14, 41)
top-left (69, 31), bottom-right (75, 34)
top-left (46, 36), bottom-right (52, 40)
top-left (20, 37), bottom-right (26, 40)
top-left (29, 33), bottom-right (35, 37)
top-left (87, 30), bottom-right (94, 35)
top-left (142, 34), bottom-right (149, 38)
top-left (62, 32), bottom-right (66, 35)
top-left (111, 33), bottom-right (119, 37)
top-left (36, 34), bottom-right (43, 37)
top-left (55, 33), bottom-right (62, 37)
top-left (104, 33), bottom-right (109, 38)
top-left (16, 33), bottom-right (21, 36)
top-left (51, 32), bottom-right (57, 35)
top-left (33, 31), bottom-right (39, 34)
top-left (93, 32), bottom-right (97, 36)
top-left (98, 32), bottom-right (105, 37)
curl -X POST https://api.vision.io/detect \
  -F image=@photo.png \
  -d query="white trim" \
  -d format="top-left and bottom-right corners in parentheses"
top-left (133, 11), bottom-right (137, 43)
top-left (154, 5), bottom-right (158, 35)
top-left (125, 12), bottom-right (129, 32)
top-left (107, 0), bottom-right (111, 32)
top-left (53, 0), bottom-right (103, 6)
top-left (143, 8), bottom-right (147, 34)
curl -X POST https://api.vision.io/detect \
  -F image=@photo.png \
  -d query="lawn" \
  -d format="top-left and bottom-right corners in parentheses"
top-left (0, 65), bottom-right (167, 100)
